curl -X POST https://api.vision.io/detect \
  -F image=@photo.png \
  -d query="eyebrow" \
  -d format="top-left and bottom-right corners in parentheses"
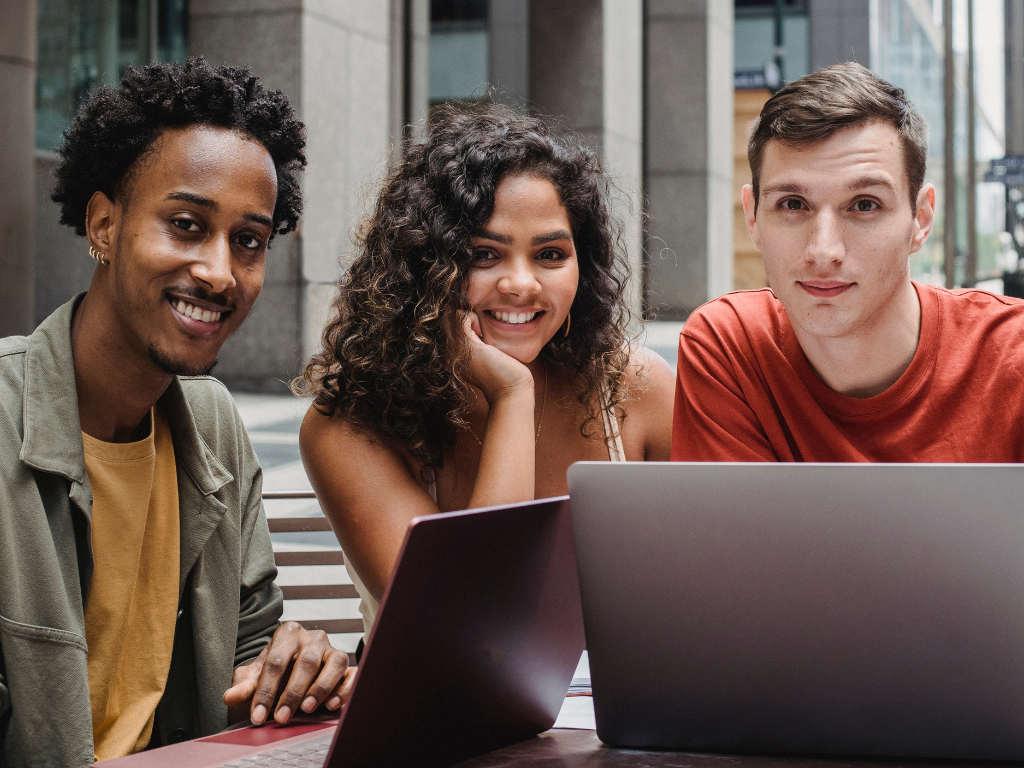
top-left (759, 182), bottom-right (806, 198)
top-left (472, 228), bottom-right (573, 246)
top-left (166, 191), bottom-right (216, 208)
top-left (531, 229), bottom-right (573, 245)
top-left (845, 175), bottom-right (897, 193)
top-left (165, 191), bottom-right (274, 228)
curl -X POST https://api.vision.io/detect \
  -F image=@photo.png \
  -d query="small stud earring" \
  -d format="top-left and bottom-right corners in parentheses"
top-left (562, 310), bottom-right (571, 337)
top-left (88, 246), bottom-right (109, 266)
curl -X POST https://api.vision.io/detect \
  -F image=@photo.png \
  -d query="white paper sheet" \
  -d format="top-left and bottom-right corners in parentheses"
top-left (553, 695), bottom-right (596, 730)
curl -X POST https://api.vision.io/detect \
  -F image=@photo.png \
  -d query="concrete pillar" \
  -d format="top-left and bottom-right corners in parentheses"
top-left (190, 0), bottom-right (401, 391)
top-left (489, 0), bottom-right (530, 105)
top-left (529, 0), bottom-right (644, 316)
top-left (644, 0), bottom-right (734, 319)
top-left (0, 0), bottom-right (36, 337)
top-left (809, 0), bottom-right (871, 70)
top-left (1007, 0), bottom-right (1024, 155)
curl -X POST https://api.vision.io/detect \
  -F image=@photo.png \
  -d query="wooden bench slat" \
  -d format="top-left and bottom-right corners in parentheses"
top-left (275, 550), bottom-right (346, 566)
top-left (294, 619), bottom-right (365, 634)
top-left (281, 584), bottom-right (359, 600)
top-left (267, 517), bottom-right (333, 533)
top-left (263, 490), bottom-right (318, 500)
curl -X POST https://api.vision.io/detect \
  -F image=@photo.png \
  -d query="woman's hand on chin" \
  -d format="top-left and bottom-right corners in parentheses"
top-left (461, 311), bottom-right (534, 404)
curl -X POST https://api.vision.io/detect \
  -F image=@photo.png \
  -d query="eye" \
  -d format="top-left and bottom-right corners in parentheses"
top-left (782, 198), bottom-right (804, 211)
top-left (537, 248), bottom-right (567, 261)
top-left (171, 217), bottom-right (201, 233)
top-left (853, 199), bottom-right (879, 212)
top-left (471, 248), bottom-right (499, 263)
top-left (236, 233), bottom-right (266, 250)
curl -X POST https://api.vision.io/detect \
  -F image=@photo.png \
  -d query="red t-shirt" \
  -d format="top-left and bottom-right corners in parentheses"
top-left (672, 282), bottom-right (1024, 462)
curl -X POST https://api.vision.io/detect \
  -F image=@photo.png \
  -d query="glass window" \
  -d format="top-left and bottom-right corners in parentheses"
top-left (873, 0), bottom-right (1006, 285)
top-left (734, 0), bottom-right (810, 87)
top-left (429, 0), bottom-right (488, 106)
top-left (36, 0), bottom-right (188, 151)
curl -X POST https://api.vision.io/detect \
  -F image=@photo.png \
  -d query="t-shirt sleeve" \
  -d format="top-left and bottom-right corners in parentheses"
top-left (672, 321), bottom-right (779, 462)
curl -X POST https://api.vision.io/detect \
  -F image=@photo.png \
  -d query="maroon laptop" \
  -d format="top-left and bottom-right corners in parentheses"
top-left (99, 496), bottom-right (584, 768)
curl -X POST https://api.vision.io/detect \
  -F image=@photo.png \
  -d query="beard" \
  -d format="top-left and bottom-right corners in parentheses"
top-left (148, 343), bottom-right (218, 377)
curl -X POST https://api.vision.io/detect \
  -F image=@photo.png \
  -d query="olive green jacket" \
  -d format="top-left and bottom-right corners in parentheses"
top-left (0, 295), bottom-right (283, 767)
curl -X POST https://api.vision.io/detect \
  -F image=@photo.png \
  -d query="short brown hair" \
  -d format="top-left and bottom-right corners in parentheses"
top-left (748, 62), bottom-right (928, 211)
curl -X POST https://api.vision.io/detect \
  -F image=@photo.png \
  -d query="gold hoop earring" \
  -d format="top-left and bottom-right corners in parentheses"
top-left (562, 310), bottom-right (571, 337)
top-left (88, 246), bottom-right (109, 266)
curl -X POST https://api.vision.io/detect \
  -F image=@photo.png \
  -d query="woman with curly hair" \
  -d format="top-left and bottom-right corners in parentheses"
top-left (297, 104), bottom-right (674, 641)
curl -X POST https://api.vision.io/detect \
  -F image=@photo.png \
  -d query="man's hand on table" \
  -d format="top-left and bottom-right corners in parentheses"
top-left (223, 621), bottom-right (358, 725)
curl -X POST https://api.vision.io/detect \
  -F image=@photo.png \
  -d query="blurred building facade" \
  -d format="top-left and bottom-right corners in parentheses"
top-left (1, 0), bottom-right (1021, 390)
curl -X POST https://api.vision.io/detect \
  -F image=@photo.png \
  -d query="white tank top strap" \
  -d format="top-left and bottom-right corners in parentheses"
top-left (425, 464), bottom-right (438, 503)
top-left (600, 384), bottom-right (627, 462)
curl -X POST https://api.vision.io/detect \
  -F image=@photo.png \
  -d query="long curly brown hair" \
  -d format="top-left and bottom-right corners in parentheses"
top-left (296, 103), bottom-right (633, 466)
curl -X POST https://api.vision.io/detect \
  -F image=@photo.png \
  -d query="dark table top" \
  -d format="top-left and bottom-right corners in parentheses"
top-left (454, 729), bottom-right (1023, 767)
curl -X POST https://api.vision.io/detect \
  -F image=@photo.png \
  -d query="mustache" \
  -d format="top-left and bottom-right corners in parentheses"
top-left (165, 285), bottom-right (235, 313)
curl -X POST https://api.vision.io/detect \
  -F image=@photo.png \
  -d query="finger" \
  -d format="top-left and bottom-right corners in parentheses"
top-left (326, 665), bottom-right (359, 711)
top-left (299, 650), bottom-right (350, 713)
top-left (222, 656), bottom-right (263, 706)
top-left (462, 310), bottom-right (482, 340)
top-left (250, 623), bottom-right (303, 724)
top-left (273, 631), bottom-right (333, 724)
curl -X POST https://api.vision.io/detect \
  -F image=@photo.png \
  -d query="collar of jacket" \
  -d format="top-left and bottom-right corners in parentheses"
top-left (17, 291), bottom-right (234, 526)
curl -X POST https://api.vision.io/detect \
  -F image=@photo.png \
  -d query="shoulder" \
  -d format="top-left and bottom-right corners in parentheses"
top-left (624, 345), bottom-right (674, 391)
top-left (0, 336), bottom-right (29, 389)
top-left (681, 289), bottom-right (787, 368)
top-left (924, 282), bottom-right (1024, 315)
top-left (620, 345), bottom-right (675, 417)
top-left (299, 402), bottom-right (418, 488)
top-left (923, 283), bottom-right (1024, 340)
top-left (684, 289), bottom-right (784, 344)
top-left (177, 375), bottom-right (244, 432)
top-left (300, 403), bottom-right (399, 462)
top-left (0, 337), bottom-right (29, 430)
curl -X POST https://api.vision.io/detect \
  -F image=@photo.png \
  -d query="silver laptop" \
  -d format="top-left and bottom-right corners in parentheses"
top-left (567, 461), bottom-right (1024, 761)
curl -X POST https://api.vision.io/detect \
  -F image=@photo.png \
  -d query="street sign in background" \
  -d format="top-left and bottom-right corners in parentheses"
top-left (985, 155), bottom-right (1024, 184)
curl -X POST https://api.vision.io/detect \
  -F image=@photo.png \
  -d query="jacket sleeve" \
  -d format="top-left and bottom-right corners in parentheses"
top-left (672, 326), bottom-right (779, 462)
top-left (234, 458), bottom-right (283, 667)
top-left (0, 649), bottom-right (8, 748)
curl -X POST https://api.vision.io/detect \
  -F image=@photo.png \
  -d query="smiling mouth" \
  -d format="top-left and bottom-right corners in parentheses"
top-left (168, 296), bottom-right (230, 327)
top-left (485, 310), bottom-right (542, 325)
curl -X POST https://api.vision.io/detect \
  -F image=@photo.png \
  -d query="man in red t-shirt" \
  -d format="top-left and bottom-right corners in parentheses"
top-left (673, 62), bottom-right (1024, 463)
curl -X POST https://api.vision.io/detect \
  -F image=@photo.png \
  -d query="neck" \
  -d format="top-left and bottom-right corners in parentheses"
top-left (793, 280), bottom-right (921, 399)
top-left (72, 290), bottom-right (174, 443)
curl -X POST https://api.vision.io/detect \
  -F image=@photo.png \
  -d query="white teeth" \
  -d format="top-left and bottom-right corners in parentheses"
top-left (493, 311), bottom-right (536, 324)
top-left (173, 299), bottom-right (221, 323)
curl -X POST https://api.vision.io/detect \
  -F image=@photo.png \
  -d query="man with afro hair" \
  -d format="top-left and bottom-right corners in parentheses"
top-left (0, 58), bottom-right (351, 767)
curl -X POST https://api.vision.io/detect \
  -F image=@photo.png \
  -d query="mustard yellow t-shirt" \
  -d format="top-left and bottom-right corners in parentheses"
top-left (82, 407), bottom-right (180, 762)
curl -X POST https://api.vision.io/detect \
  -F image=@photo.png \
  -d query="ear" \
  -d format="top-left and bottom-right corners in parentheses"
top-left (85, 191), bottom-right (118, 262)
top-left (908, 183), bottom-right (935, 255)
top-left (741, 184), bottom-right (762, 252)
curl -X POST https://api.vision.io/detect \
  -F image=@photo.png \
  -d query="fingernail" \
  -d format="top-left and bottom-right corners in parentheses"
top-left (276, 705), bottom-right (292, 723)
top-left (302, 696), bottom-right (317, 712)
top-left (327, 696), bottom-right (342, 710)
top-left (252, 704), bottom-right (267, 724)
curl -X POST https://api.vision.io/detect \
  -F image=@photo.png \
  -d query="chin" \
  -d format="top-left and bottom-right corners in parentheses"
top-left (148, 344), bottom-right (219, 377)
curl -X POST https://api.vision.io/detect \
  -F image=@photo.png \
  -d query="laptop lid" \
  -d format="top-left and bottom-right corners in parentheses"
top-left (326, 494), bottom-right (584, 767)
top-left (567, 461), bottom-right (1024, 761)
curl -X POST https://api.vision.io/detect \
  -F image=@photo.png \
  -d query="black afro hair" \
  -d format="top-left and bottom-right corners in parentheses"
top-left (52, 56), bottom-right (306, 239)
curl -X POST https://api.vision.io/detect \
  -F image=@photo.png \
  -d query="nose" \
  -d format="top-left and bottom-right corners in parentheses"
top-left (805, 208), bottom-right (845, 266)
top-left (190, 235), bottom-right (237, 295)
top-left (496, 255), bottom-right (541, 298)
